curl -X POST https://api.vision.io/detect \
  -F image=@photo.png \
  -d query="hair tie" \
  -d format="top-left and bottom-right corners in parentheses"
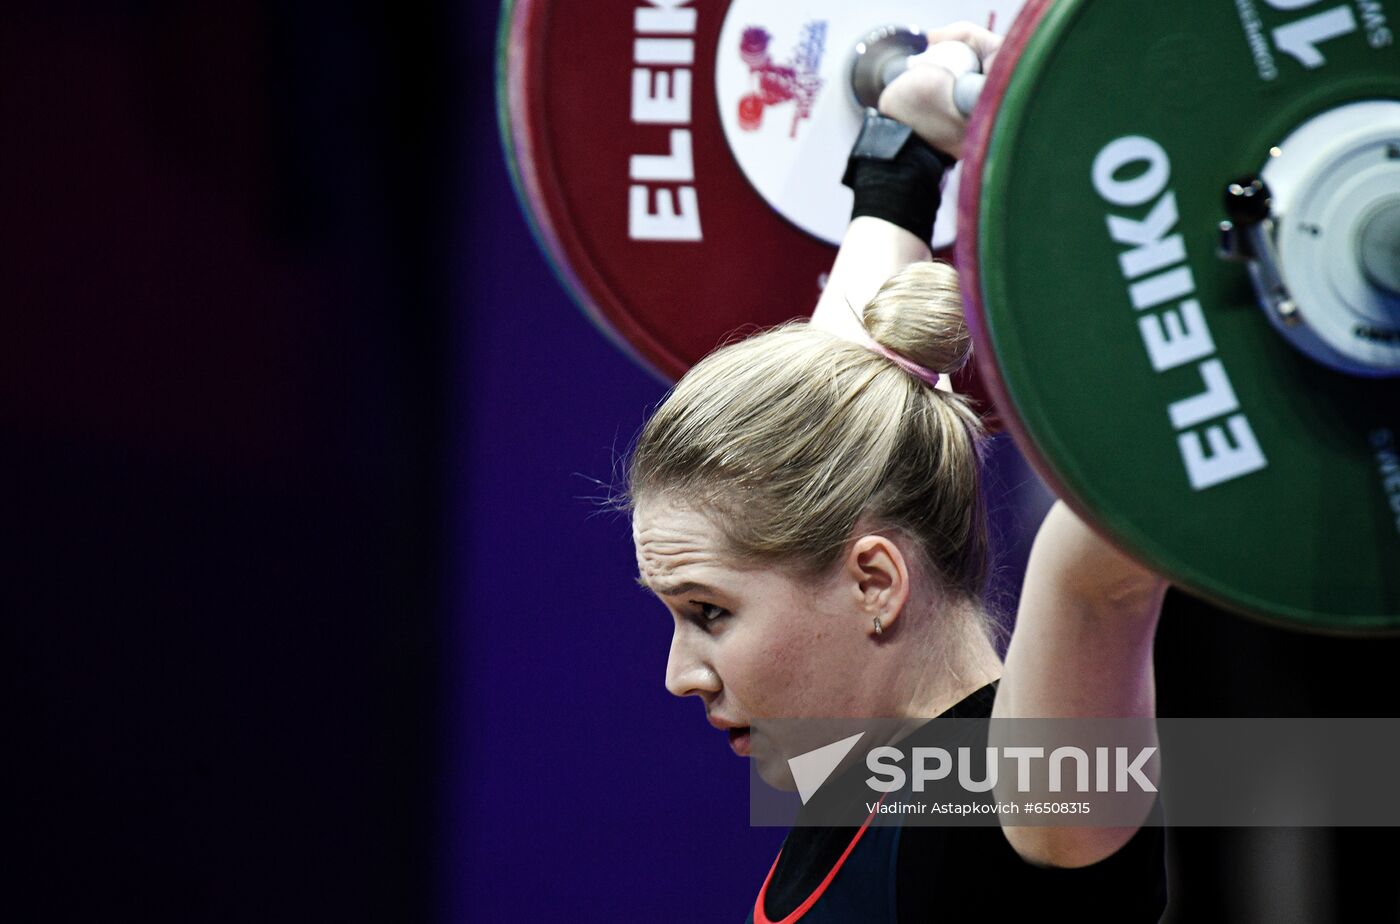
top-left (839, 298), bottom-right (942, 388)
top-left (864, 338), bottom-right (942, 388)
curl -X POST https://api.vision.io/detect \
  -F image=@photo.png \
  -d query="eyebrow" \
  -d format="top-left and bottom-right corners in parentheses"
top-left (636, 576), bottom-right (717, 597)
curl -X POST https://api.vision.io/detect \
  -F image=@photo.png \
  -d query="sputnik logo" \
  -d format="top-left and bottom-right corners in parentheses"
top-left (788, 731), bottom-right (865, 804)
top-left (736, 22), bottom-right (827, 138)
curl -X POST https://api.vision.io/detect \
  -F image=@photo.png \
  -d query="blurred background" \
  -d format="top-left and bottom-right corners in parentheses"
top-left (9, 3), bottom-right (1400, 922)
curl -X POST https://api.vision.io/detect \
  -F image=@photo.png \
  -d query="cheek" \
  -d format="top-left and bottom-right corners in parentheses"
top-left (727, 611), bottom-right (859, 716)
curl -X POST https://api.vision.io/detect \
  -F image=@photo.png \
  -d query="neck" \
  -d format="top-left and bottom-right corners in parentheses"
top-left (899, 604), bottom-right (1003, 719)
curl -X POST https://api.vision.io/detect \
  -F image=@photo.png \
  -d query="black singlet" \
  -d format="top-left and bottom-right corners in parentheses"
top-left (745, 681), bottom-right (1168, 923)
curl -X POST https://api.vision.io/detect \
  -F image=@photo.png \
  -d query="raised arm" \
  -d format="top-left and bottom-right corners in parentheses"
top-left (997, 502), bottom-right (1165, 722)
top-left (810, 23), bottom-right (990, 365)
top-left (823, 21), bottom-right (1169, 867)
top-left (811, 218), bottom-right (931, 342)
top-left (812, 19), bottom-right (1002, 336)
top-left (992, 501), bottom-right (1166, 866)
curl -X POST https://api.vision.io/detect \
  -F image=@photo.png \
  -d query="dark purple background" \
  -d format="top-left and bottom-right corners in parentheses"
top-left (444, 18), bottom-right (787, 919)
top-left (11, 2), bottom-right (1400, 922)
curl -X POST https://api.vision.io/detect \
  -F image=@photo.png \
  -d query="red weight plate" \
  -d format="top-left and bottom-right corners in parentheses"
top-left (501, 0), bottom-right (1005, 426)
top-left (956, 0), bottom-right (1056, 458)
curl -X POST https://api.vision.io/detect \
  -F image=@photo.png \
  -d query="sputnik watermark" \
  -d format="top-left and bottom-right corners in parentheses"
top-left (864, 800), bottom-right (1090, 816)
top-left (751, 715), bottom-right (1165, 827)
top-left (752, 716), bottom-right (1400, 827)
top-left (865, 745), bottom-right (1158, 795)
top-left (783, 734), bottom-right (1156, 807)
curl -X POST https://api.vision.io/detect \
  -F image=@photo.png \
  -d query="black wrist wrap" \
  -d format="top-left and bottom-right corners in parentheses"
top-left (842, 109), bottom-right (956, 244)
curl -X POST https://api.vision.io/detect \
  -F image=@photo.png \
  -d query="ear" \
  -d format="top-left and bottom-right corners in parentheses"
top-left (842, 533), bottom-right (911, 636)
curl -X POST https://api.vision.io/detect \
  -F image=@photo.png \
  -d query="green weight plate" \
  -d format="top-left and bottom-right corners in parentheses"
top-left (960, 0), bottom-right (1400, 631)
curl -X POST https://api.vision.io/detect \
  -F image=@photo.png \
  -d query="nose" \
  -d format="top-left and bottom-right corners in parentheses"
top-left (664, 626), bottom-right (720, 699)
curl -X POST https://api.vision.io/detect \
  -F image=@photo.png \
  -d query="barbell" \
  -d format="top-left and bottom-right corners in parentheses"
top-left (500, 0), bottom-right (1400, 632)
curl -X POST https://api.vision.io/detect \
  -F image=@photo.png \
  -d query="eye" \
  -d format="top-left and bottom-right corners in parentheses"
top-left (692, 602), bottom-right (729, 624)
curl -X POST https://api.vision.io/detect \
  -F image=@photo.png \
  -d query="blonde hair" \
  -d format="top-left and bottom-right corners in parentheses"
top-left (628, 261), bottom-right (989, 603)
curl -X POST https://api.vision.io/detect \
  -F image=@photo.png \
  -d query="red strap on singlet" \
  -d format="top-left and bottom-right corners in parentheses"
top-left (751, 795), bottom-right (888, 924)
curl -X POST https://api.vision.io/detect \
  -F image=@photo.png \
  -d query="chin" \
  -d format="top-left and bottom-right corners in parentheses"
top-left (749, 728), bottom-right (799, 791)
top-left (753, 752), bottom-right (798, 792)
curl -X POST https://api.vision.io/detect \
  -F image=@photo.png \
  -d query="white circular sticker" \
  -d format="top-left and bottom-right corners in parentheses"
top-left (715, 1), bottom-right (1024, 249)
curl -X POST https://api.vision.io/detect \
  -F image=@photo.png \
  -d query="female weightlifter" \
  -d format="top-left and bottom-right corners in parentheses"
top-left (629, 22), bottom-right (1169, 923)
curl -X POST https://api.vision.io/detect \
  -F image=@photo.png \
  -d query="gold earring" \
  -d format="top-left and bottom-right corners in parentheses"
top-left (873, 615), bottom-right (883, 636)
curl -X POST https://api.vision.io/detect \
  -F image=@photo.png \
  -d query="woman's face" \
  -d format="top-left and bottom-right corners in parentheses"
top-left (632, 495), bottom-right (884, 771)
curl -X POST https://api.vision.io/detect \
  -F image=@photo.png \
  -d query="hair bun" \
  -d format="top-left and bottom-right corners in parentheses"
top-left (861, 261), bottom-right (972, 376)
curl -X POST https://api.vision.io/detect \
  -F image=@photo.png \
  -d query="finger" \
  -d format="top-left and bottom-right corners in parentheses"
top-left (916, 40), bottom-right (982, 79)
top-left (919, 21), bottom-right (1004, 65)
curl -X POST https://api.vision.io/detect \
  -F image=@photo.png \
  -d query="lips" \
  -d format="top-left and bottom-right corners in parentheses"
top-left (706, 714), bottom-right (752, 756)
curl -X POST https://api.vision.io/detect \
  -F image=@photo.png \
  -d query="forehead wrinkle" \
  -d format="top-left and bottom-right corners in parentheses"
top-left (633, 497), bottom-right (737, 594)
top-left (636, 546), bottom-right (717, 584)
top-left (636, 541), bottom-right (723, 594)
